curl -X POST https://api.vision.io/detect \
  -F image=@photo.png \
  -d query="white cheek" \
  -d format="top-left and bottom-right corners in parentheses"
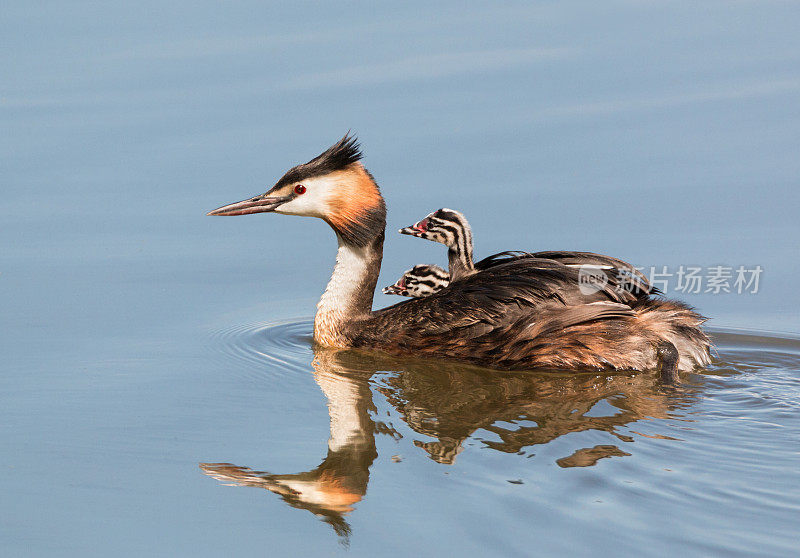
top-left (274, 175), bottom-right (337, 217)
top-left (274, 188), bottom-right (330, 217)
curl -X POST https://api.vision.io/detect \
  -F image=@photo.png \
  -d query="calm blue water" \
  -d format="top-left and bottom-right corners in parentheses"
top-left (2, 2), bottom-right (799, 556)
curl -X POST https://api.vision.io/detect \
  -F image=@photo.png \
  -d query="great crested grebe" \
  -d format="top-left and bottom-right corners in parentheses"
top-left (208, 135), bottom-right (712, 382)
top-left (383, 264), bottom-right (450, 297)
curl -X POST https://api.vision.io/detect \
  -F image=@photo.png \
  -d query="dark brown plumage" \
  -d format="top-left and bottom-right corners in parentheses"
top-left (350, 255), bottom-right (709, 378)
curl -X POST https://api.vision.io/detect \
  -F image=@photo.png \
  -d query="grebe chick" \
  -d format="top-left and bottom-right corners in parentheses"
top-left (399, 208), bottom-right (474, 280)
top-left (208, 134), bottom-right (711, 383)
top-left (383, 264), bottom-right (449, 297)
top-left (401, 208), bottom-right (652, 294)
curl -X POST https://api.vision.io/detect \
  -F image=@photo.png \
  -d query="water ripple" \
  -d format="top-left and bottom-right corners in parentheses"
top-left (207, 318), bottom-right (314, 382)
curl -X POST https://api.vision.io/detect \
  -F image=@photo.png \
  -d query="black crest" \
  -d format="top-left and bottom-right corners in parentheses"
top-left (274, 133), bottom-right (363, 189)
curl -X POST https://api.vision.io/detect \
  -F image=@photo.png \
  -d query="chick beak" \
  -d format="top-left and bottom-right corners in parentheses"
top-left (207, 193), bottom-right (291, 216)
top-left (398, 218), bottom-right (429, 236)
top-left (382, 277), bottom-right (407, 295)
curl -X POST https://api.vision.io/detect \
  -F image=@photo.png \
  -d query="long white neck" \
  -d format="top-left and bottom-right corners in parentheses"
top-left (314, 237), bottom-right (381, 346)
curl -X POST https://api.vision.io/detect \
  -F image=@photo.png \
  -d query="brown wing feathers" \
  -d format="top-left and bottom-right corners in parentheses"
top-left (359, 258), bottom-right (637, 354)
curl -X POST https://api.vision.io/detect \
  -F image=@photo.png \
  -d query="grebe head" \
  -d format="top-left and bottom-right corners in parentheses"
top-left (399, 208), bottom-right (471, 250)
top-left (382, 264), bottom-right (450, 297)
top-left (207, 134), bottom-right (386, 246)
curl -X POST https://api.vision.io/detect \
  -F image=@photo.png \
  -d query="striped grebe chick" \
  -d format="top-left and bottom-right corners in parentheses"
top-left (383, 264), bottom-right (450, 298)
top-left (208, 135), bottom-right (711, 383)
top-left (400, 208), bottom-right (474, 280)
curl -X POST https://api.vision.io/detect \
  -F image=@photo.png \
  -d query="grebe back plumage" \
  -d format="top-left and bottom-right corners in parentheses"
top-left (401, 209), bottom-right (653, 295)
top-left (389, 219), bottom-right (648, 299)
top-left (208, 135), bottom-right (711, 382)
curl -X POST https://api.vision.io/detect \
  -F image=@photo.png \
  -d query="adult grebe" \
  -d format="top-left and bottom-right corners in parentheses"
top-left (208, 135), bottom-right (711, 382)
top-left (383, 264), bottom-right (450, 297)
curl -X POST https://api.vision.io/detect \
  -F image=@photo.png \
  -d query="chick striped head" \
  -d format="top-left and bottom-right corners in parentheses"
top-left (399, 208), bottom-right (472, 252)
top-left (382, 264), bottom-right (450, 297)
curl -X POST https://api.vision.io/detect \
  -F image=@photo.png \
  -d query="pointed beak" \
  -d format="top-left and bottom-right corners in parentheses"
top-left (207, 194), bottom-right (291, 216)
top-left (382, 277), bottom-right (407, 296)
top-left (398, 218), bottom-right (428, 236)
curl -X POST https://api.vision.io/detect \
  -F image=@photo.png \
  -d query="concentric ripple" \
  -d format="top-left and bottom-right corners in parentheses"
top-left (208, 318), bottom-right (315, 382)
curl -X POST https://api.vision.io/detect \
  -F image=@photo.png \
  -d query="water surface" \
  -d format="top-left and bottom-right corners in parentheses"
top-left (2, 1), bottom-right (800, 556)
top-left (193, 322), bottom-right (800, 555)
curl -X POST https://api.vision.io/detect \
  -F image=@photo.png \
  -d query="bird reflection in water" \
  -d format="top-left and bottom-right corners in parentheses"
top-left (201, 347), bottom-right (697, 539)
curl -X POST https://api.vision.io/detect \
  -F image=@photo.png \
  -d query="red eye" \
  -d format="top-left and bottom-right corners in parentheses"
top-left (294, 184), bottom-right (306, 195)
